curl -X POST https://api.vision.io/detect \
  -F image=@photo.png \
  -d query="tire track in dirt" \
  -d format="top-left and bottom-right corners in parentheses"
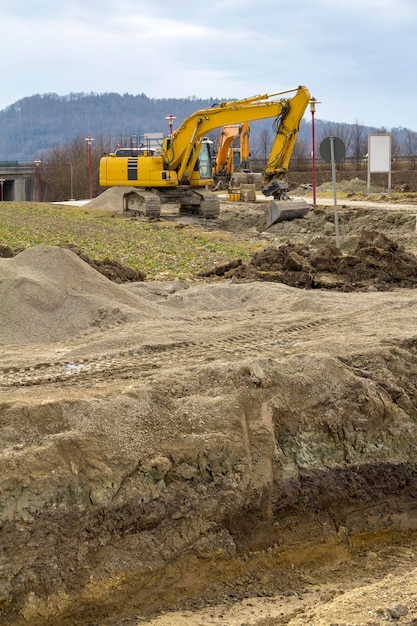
top-left (0, 314), bottom-right (362, 388)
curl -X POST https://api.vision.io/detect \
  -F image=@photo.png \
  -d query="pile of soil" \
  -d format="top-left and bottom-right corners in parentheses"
top-left (0, 242), bottom-right (146, 283)
top-left (0, 245), bottom-right (153, 344)
top-left (203, 230), bottom-right (417, 291)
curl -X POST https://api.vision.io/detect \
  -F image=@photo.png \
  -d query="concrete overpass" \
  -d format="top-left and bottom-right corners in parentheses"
top-left (0, 161), bottom-right (39, 201)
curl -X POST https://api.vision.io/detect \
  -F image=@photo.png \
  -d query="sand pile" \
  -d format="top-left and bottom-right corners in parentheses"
top-left (1, 242), bottom-right (146, 284)
top-left (82, 186), bottom-right (132, 212)
top-left (84, 187), bottom-right (127, 213)
top-left (0, 245), bottom-right (154, 344)
top-left (317, 177), bottom-right (370, 194)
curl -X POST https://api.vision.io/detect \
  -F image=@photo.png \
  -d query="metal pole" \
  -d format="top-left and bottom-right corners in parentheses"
top-left (165, 114), bottom-right (176, 135)
top-left (70, 162), bottom-right (74, 199)
top-left (34, 160), bottom-right (41, 201)
top-left (311, 105), bottom-right (317, 206)
top-left (329, 136), bottom-right (340, 249)
top-left (0, 178), bottom-right (4, 201)
top-left (37, 167), bottom-right (41, 202)
top-left (88, 142), bottom-right (93, 199)
top-left (85, 137), bottom-right (94, 199)
top-left (309, 98), bottom-right (320, 206)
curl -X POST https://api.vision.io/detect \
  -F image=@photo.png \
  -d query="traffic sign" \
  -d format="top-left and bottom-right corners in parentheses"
top-left (319, 136), bottom-right (346, 163)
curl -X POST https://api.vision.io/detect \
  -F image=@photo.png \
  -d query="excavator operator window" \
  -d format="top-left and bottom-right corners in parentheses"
top-left (198, 140), bottom-right (213, 180)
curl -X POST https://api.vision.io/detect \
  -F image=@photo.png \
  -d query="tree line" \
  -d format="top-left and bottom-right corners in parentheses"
top-left (35, 119), bottom-right (417, 202)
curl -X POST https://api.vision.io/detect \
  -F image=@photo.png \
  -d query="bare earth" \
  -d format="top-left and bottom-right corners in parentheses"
top-left (2, 186), bottom-right (417, 626)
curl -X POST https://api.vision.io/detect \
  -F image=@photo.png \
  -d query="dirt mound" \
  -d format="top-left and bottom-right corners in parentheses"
top-left (1, 242), bottom-right (146, 283)
top-left (203, 230), bottom-right (417, 291)
top-left (0, 245), bottom-right (153, 344)
top-left (82, 186), bottom-right (128, 212)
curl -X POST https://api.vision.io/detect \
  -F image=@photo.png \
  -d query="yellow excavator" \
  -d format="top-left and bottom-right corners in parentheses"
top-left (99, 85), bottom-right (310, 226)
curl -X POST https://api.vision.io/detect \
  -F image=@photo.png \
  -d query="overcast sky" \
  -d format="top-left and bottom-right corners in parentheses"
top-left (2, 0), bottom-right (416, 131)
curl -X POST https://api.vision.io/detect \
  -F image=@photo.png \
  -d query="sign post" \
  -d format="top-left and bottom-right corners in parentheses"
top-left (319, 136), bottom-right (346, 249)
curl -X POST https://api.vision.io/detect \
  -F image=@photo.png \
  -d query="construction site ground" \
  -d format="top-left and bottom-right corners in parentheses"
top-left (2, 177), bottom-right (417, 626)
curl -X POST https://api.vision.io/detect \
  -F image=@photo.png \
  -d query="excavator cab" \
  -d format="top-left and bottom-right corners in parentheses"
top-left (187, 138), bottom-right (215, 185)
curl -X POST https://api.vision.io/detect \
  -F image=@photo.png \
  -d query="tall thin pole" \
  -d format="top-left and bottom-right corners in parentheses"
top-left (311, 107), bottom-right (316, 206)
top-left (85, 136), bottom-right (94, 199)
top-left (0, 178), bottom-right (4, 201)
top-left (309, 97), bottom-right (320, 207)
top-left (70, 162), bottom-right (74, 200)
top-left (34, 160), bottom-right (41, 201)
top-left (329, 136), bottom-right (340, 249)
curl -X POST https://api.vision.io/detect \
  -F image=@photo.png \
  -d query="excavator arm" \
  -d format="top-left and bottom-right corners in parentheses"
top-left (164, 86), bottom-right (310, 185)
top-left (262, 97), bottom-right (308, 198)
top-left (240, 121), bottom-right (250, 170)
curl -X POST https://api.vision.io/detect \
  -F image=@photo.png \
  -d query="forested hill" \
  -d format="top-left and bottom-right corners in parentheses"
top-left (1, 91), bottom-right (413, 162)
top-left (0, 92), bottom-right (221, 160)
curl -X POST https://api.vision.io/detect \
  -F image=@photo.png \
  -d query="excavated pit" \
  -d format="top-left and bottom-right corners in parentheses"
top-left (2, 199), bottom-right (417, 625)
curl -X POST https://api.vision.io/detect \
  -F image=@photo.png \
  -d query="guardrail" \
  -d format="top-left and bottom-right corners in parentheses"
top-left (0, 161), bottom-right (38, 170)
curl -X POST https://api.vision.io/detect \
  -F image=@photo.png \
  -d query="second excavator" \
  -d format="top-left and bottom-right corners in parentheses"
top-left (99, 85), bottom-right (311, 227)
top-left (213, 121), bottom-right (251, 182)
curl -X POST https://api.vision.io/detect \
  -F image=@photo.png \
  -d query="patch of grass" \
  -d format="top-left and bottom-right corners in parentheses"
top-left (0, 202), bottom-right (258, 280)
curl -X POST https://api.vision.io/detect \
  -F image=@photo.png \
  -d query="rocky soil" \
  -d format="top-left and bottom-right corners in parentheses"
top-left (2, 182), bottom-right (417, 626)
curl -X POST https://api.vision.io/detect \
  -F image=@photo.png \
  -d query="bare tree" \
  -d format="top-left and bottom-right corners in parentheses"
top-left (350, 121), bottom-right (367, 170)
top-left (403, 129), bottom-right (417, 169)
top-left (41, 135), bottom-right (110, 201)
top-left (255, 127), bottom-right (272, 165)
top-left (40, 144), bottom-right (73, 201)
top-left (390, 129), bottom-right (402, 166)
top-left (291, 137), bottom-right (310, 171)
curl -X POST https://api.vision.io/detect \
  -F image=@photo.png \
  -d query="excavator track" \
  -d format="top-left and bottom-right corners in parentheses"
top-left (123, 190), bottom-right (161, 218)
top-left (195, 189), bottom-right (221, 218)
top-left (177, 188), bottom-right (220, 218)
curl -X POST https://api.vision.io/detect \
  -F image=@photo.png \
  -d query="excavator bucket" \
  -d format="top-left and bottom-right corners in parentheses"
top-left (265, 198), bottom-right (310, 228)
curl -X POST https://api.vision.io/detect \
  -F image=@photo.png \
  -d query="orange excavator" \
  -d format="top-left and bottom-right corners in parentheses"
top-left (214, 121), bottom-right (250, 180)
top-left (213, 121), bottom-right (264, 194)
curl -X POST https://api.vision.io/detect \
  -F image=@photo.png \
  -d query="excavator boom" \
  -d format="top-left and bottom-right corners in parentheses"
top-left (165, 86), bottom-right (310, 183)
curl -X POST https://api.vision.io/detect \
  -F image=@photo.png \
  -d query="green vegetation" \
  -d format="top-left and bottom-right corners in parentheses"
top-left (0, 202), bottom-right (256, 280)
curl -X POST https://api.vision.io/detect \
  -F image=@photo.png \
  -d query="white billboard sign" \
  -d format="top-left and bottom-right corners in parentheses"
top-left (367, 133), bottom-right (392, 192)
